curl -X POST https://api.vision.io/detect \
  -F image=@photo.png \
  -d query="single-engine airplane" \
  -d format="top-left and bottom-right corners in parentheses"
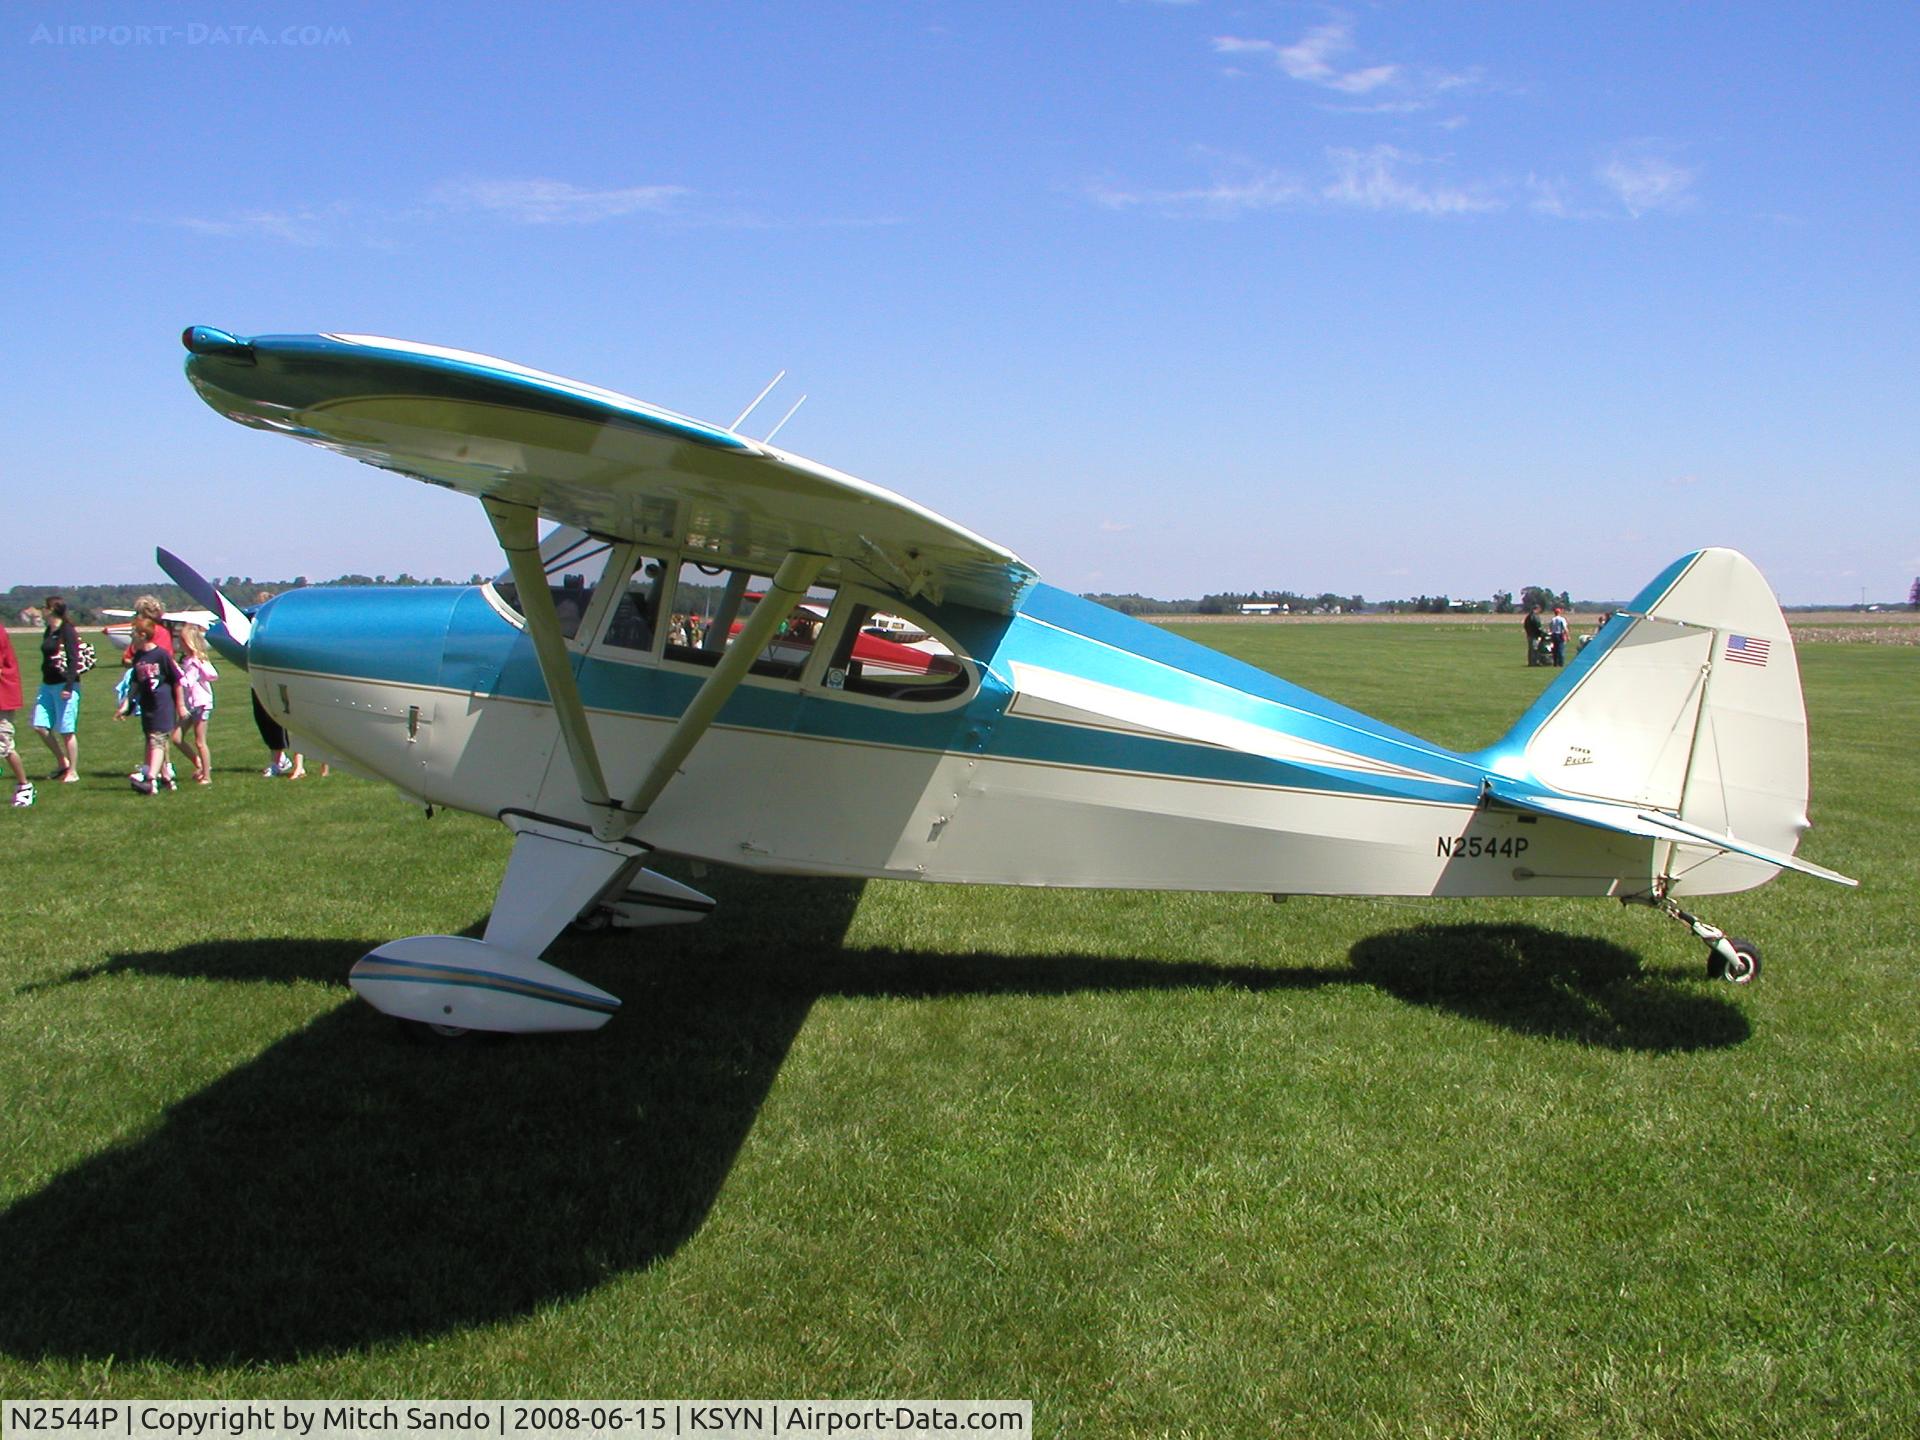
top-left (100, 605), bottom-right (217, 653)
top-left (174, 326), bottom-right (1855, 1036)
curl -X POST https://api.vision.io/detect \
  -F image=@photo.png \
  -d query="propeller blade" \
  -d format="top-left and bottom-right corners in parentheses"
top-left (157, 547), bottom-right (252, 663)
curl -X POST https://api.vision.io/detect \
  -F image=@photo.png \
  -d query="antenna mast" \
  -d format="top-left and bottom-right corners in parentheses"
top-left (730, 370), bottom-right (786, 432)
top-left (763, 395), bottom-right (808, 444)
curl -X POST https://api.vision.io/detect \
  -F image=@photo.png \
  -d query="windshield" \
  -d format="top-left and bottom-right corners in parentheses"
top-left (490, 526), bottom-right (611, 640)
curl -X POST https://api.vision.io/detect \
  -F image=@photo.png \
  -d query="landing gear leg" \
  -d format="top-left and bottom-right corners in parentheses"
top-left (1625, 886), bottom-right (1762, 984)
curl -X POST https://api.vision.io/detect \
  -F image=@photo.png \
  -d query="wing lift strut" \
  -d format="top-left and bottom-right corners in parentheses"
top-left (349, 499), bottom-right (827, 1036)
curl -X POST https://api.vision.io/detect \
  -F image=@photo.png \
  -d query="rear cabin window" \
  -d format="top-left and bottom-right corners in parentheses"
top-left (822, 603), bottom-right (968, 703)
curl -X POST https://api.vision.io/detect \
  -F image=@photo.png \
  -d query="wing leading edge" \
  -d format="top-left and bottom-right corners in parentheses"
top-left (181, 327), bottom-right (1036, 616)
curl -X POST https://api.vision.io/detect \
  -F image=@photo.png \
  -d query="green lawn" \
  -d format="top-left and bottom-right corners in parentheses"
top-left (0, 625), bottom-right (1912, 1438)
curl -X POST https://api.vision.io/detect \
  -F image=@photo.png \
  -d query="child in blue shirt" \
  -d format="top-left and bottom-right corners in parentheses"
top-left (123, 617), bottom-right (184, 794)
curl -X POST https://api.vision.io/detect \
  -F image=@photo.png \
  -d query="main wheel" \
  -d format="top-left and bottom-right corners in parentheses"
top-left (399, 1017), bottom-right (499, 1044)
top-left (1720, 937), bottom-right (1761, 985)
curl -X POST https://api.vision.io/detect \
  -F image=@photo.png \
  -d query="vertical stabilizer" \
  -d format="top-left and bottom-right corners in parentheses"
top-left (1487, 549), bottom-right (1811, 895)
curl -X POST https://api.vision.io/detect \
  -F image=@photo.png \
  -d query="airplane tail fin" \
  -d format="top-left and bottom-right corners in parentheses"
top-left (1481, 549), bottom-right (1833, 896)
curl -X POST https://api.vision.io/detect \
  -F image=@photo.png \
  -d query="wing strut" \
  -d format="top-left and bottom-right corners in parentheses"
top-left (612, 550), bottom-right (827, 842)
top-left (482, 498), bottom-right (618, 824)
top-left (485, 498), bottom-right (824, 843)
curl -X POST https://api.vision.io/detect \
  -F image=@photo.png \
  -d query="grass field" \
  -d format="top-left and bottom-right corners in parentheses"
top-left (0, 623), bottom-right (1912, 1437)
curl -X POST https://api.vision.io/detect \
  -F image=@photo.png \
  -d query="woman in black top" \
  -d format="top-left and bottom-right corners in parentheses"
top-left (33, 594), bottom-right (82, 781)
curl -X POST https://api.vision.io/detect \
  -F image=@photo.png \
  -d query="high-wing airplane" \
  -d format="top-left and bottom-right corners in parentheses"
top-left (174, 326), bottom-right (1855, 1037)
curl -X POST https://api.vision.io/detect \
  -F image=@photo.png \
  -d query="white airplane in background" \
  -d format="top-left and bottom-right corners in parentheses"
top-left (99, 606), bottom-right (217, 653)
top-left (170, 326), bottom-right (1855, 1038)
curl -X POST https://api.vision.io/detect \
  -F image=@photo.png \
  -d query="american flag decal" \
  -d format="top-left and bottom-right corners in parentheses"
top-left (1725, 634), bottom-right (1772, 667)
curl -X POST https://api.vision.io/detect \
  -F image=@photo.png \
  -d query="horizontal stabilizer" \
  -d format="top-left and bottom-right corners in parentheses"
top-left (1484, 780), bottom-right (1856, 888)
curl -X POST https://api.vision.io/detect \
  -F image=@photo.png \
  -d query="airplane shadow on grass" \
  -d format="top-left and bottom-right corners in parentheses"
top-left (0, 877), bottom-right (1746, 1366)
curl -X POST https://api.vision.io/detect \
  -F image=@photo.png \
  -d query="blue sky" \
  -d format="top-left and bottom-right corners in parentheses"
top-left (3, 2), bottom-right (1914, 605)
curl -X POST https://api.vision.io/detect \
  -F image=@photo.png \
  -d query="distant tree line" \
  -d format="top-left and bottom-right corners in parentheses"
top-left (1083, 584), bottom-right (1579, 617)
top-left (19, 573), bottom-right (1903, 628)
top-left (1082, 590), bottom-right (1368, 616)
top-left (1079, 593), bottom-right (1202, 617)
top-left (1378, 596), bottom-right (1476, 614)
top-left (1197, 590), bottom-right (1368, 616)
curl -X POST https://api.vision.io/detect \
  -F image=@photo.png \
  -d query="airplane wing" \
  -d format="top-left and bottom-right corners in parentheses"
top-left (182, 328), bottom-right (1036, 615)
top-left (1483, 778), bottom-right (1857, 887)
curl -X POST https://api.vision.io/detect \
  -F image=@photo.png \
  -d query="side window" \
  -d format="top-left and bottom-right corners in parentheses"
top-left (491, 528), bottom-right (610, 641)
top-left (663, 562), bottom-right (736, 666)
top-left (600, 553), bottom-right (669, 655)
top-left (664, 561), bottom-right (835, 680)
top-left (823, 603), bottom-right (969, 703)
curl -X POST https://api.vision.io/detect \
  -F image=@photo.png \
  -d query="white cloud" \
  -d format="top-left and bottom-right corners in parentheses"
top-left (1090, 145), bottom-right (1505, 220)
top-left (1524, 174), bottom-right (1583, 219)
top-left (169, 179), bottom-right (690, 245)
top-left (1322, 146), bottom-right (1502, 215)
top-left (1214, 17), bottom-right (1479, 107)
top-left (1597, 147), bottom-right (1696, 217)
top-left (1215, 22), bottom-right (1396, 95)
top-left (1085, 161), bottom-right (1306, 218)
top-left (1284, 22), bottom-right (1399, 94)
top-left (429, 177), bottom-right (688, 225)
top-left (1091, 143), bottom-right (1702, 226)
top-left (172, 204), bottom-right (348, 245)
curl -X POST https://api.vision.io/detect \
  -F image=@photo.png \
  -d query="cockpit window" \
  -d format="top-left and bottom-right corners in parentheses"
top-left (600, 554), bottom-right (669, 654)
top-left (491, 526), bottom-right (610, 640)
top-left (491, 538), bottom-right (973, 705)
top-left (664, 560), bottom-right (836, 680)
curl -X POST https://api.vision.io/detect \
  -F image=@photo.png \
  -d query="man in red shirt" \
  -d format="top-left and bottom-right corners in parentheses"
top-left (0, 625), bottom-right (30, 806)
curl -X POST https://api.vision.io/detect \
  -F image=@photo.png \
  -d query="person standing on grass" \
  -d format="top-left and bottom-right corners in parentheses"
top-left (33, 596), bottom-right (83, 783)
top-left (172, 623), bottom-right (219, 784)
top-left (1523, 604), bottom-right (1545, 666)
top-left (125, 595), bottom-right (174, 659)
top-left (0, 625), bottom-right (31, 807)
top-left (1548, 606), bottom-right (1569, 668)
top-left (249, 589), bottom-right (296, 778)
top-left (251, 691), bottom-right (296, 777)
top-left (123, 617), bottom-right (183, 795)
top-left (123, 595), bottom-right (179, 787)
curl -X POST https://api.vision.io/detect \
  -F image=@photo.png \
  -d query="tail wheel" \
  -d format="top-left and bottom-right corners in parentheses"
top-left (1720, 938), bottom-right (1761, 984)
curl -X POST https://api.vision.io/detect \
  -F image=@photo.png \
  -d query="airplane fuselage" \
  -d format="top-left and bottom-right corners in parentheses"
top-left (248, 579), bottom-right (1656, 900)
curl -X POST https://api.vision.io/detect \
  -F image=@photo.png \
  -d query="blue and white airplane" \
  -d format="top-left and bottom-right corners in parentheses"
top-left (175, 326), bottom-right (1855, 1036)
